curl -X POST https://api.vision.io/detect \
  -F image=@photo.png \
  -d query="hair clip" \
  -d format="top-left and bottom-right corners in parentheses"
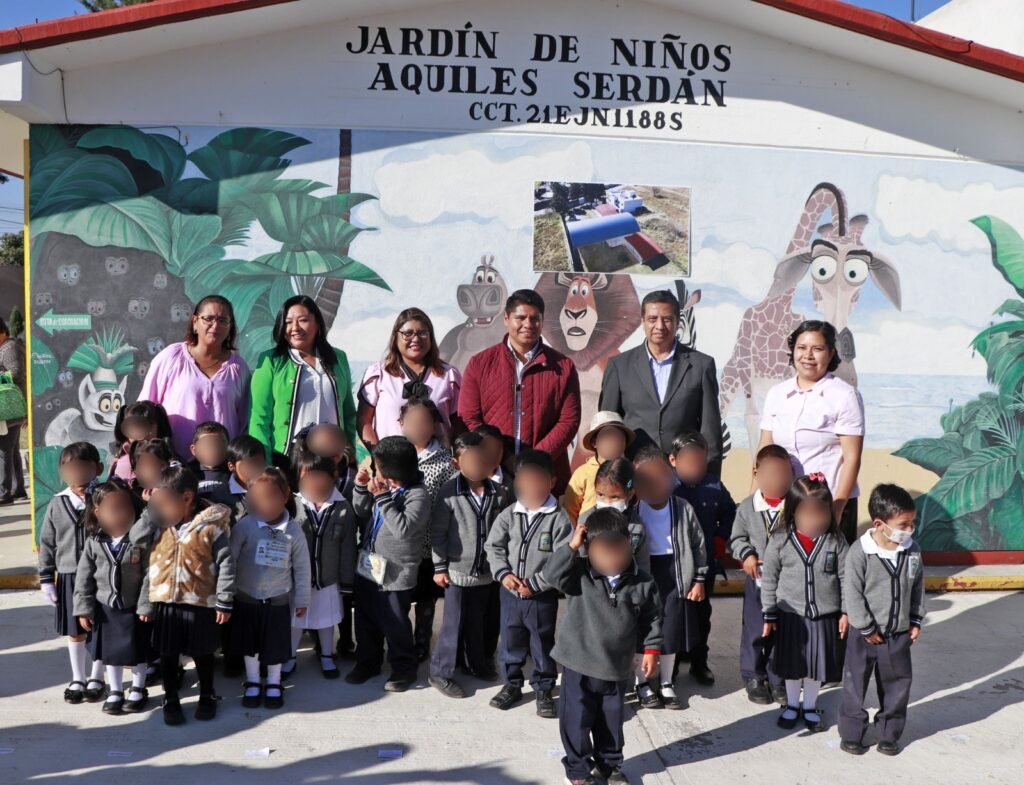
top-left (807, 472), bottom-right (826, 484)
top-left (84, 478), bottom-right (101, 497)
top-left (292, 423), bottom-right (315, 444)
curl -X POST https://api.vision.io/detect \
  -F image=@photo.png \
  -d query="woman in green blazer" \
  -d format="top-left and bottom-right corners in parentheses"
top-left (249, 295), bottom-right (357, 460)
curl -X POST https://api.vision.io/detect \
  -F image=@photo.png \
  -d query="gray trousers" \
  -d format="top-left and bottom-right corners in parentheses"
top-left (839, 630), bottom-right (913, 744)
top-left (0, 424), bottom-right (23, 498)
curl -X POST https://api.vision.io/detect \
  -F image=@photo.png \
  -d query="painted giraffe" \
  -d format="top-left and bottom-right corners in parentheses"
top-left (719, 182), bottom-right (901, 457)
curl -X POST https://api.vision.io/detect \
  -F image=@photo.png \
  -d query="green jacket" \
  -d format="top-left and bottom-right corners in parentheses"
top-left (248, 348), bottom-right (357, 458)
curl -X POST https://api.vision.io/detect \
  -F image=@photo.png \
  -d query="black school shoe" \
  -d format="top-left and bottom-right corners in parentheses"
top-left (241, 682), bottom-right (263, 708)
top-left (263, 684), bottom-right (284, 709)
top-left (803, 707), bottom-right (826, 733)
top-left (877, 740), bottom-right (901, 756)
top-left (122, 687), bottom-right (149, 713)
top-left (101, 691), bottom-right (124, 715)
top-left (744, 678), bottom-right (772, 705)
top-left (637, 683), bottom-right (663, 709)
top-left (428, 676), bottom-right (466, 699)
top-left (535, 690), bottom-right (556, 718)
top-left (384, 671), bottom-right (417, 692)
top-left (489, 684), bottom-right (523, 710)
top-left (344, 665), bottom-right (381, 684)
top-left (195, 694), bottom-right (218, 720)
top-left (64, 681), bottom-right (86, 704)
top-left (83, 679), bottom-right (107, 702)
top-left (841, 739), bottom-right (869, 756)
top-left (592, 761), bottom-right (630, 784)
top-left (689, 662), bottom-right (715, 686)
top-left (777, 705), bottom-right (800, 729)
top-left (163, 699), bottom-right (186, 726)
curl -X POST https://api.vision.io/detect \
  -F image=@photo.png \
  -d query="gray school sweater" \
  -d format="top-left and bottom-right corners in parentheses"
top-left (72, 520), bottom-right (154, 617)
top-left (579, 505), bottom-right (650, 573)
top-left (37, 491), bottom-right (87, 582)
top-left (547, 543), bottom-right (663, 682)
top-left (431, 475), bottom-right (511, 587)
top-left (352, 483), bottom-right (430, 592)
top-left (485, 498), bottom-right (573, 594)
top-left (633, 497), bottom-right (708, 597)
top-left (761, 530), bottom-right (848, 621)
top-left (294, 493), bottom-right (359, 594)
top-left (844, 534), bottom-right (925, 638)
top-left (730, 494), bottom-right (785, 563)
top-left (230, 514), bottom-right (311, 608)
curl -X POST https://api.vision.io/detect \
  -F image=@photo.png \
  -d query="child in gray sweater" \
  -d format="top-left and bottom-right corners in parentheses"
top-left (839, 484), bottom-right (924, 757)
top-left (549, 508), bottom-right (662, 785)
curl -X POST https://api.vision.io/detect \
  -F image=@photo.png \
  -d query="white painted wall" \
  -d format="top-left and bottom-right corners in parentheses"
top-left (920, 0), bottom-right (1024, 57)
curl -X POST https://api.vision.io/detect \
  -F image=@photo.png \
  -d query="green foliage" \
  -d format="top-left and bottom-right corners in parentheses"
top-left (896, 216), bottom-right (1024, 550)
top-left (67, 328), bottom-right (135, 376)
top-left (30, 336), bottom-right (57, 395)
top-left (0, 231), bottom-right (23, 266)
top-left (8, 307), bottom-right (24, 338)
top-left (79, 0), bottom-right (153, 11)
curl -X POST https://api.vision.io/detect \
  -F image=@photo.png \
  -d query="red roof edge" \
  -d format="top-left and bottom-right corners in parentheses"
top-left (0, 0), bottom-right (299, 54)
top-left (755, 0), bottom-right (1024, 84)
top-left (0, 0), bottom-right (1022, 86)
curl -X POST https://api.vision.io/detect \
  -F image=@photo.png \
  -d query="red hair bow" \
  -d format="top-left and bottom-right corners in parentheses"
top-left (807, 472), bottom-right (826, 484)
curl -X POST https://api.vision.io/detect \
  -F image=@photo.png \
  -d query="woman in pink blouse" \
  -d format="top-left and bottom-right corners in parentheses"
top-left (757, 320), bottom-right (864, 543)
top-left (138, 295), bottom-right (251, 459)
top-left (357, 307), bottom-right (461, 448)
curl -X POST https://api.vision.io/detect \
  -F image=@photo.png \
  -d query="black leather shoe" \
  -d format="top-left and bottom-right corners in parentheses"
top-left (63, 681), bottom-right (86, 704)
top-left (384, 671), bottom-right (416, 692)
top-left (637, 683), bottom-right (662, 709)
top-left (344, 665), bottom-right (381, 684)
top-left (101, 691), bottom-right (124, 715)
top-left (803, 707), bottom-right (826, 733)
top-left (877, 740), bottom-right (901, 756)
top-left (83, 679), bottom-right (106, 703)
top-left (489, 684), bottom-right (523, 710)
top-left (122, 687), bottom-right (149, 713)
top-left (429, 676), bottom-right (465, 698)
top-left (771, 684), bottom-right (788, 705)
top-left (744, 678), bottom-right (771, 704)
top-left (195, 694), bottom-right (218, 720)
top-left (777, 706), bottom-right (800, 729)
top-left (592, 761), bottom-right (630, 784)
top-left (241, 682), bottom-right (262, 708)
top-left (535, 689), bottom-right (556, 718)
top-left (263, 684), bottom-right (284, 709)
top-left (163, 699), bottom-right (186, 726)
top-left (689, 662), bottom-right (715, 686)
top-left (841, 739), bottom-right (869, 755)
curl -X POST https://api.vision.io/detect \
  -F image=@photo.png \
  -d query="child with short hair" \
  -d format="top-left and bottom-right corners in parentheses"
top-left (230, 467), bottom-right (310, 709)
top-left (474, 424), bottom-right (511, 496)
top-left (346, 436), bottom-right (430, 692)
top-left (730, 443), bottom-right (793, 705)
top-left (73, 479), bottom-right (151, 715)
top-left (669, 430), bottom-right (735, 686)
top-left (839, 483), bottom-right (923, 756)
top-left (38, 442), bottom-right (106, 704)
top-left (189, 421), bottom-right (231, 486)
top-left (549, 508), bottom-right (662, 785)
top-left (297, 423), bottom-right (357, 499)
top-left (429, 431), bottom-right (512, 697)
top-left (761, 474), bottom-right (849, 733)
top-left (579, 458), bottom-right (647, 572)
top-left (401, 395), bottom-right (456, 663)
top-left (109, 401), bottom-right (173, 483)
top-left (485, 449), bottom-right (573, 718)
top-left (130, 438), bottom-right (175, 501)
top-left (563, 411), bottom-right (635, 523)
top-left (203, 434), bottom-right (268, 522)
top-left (286, 450), bottom-right (358, 679)
top-left (632, 445), bottom-right (706, 710)
top-left (137, 466), bottom-right (234, 726)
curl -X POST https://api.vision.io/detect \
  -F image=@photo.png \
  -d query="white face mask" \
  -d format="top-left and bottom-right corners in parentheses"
top-left (882, 523), bottom-right (913, 545)
top-left (596, 500), bottom-right (629, 513)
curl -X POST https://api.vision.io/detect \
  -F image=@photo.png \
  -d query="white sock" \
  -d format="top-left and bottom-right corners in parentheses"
top-left (131, 664), bottom-right (147, 692)
top-left (291, 626), bottom-right (303, 656)
top-left (266, 663), bottom-right (282, 686)
top-left (802, 679), bottom-right (821, 715)
top-left (89, 656), bottom-right (105, 683)
top-left (785, 679), bottom-right (802, 708)
top-left (243, 655), bottom-right (261, 697)
top-left (67, 639), bottom-right (87, 686)
top-left (105, 665), bottom-right (124, 694)
top-left (317, 627), bottom-right (334, 658)
top-left (660, 653), bottom-right (676, 686)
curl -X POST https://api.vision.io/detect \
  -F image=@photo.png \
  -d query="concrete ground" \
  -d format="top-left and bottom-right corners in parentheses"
top-left (1, 583), bottom-right (1022, 784)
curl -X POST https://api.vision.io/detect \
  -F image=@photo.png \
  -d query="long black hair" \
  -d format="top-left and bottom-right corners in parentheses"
top-left (779, 474), bottom-right (840, 539)
top-left (113, 400), bottom-right (173, 448)
top-left (272, 295), bottom-right (336, 371)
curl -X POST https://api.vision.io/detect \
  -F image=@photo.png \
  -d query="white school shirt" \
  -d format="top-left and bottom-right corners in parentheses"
top-left (289, 348), bottom-right (338, 434)
top-left (859, 530), bottom-right (913, 563)
top-left (257, 512), bottom-right (291, 533)
top-left (638, 500), bottom-right (673, 555)
top-left (513, 495), bottom-right (558, 523)
top-left (57, 487), bottom-right (86, 511)
top-left (298, 488), bottom-right (344, 513)
top-left (229, 476), bottom-right (247, 496)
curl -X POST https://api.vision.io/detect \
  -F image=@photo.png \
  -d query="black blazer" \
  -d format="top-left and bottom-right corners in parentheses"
top-left (599, 343), bottom-right (723, 466)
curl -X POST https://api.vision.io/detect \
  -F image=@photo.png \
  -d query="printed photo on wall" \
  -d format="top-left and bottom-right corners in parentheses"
top-left (532, 180), bottom-right (691, 276)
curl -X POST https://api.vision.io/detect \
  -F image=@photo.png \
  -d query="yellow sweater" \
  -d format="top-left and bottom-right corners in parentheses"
top-left (563, 456), bottom-right (601, 524)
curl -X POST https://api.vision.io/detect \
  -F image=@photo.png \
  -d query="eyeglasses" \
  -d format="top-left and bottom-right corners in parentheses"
top-left (197, 315), bottom-right (231, 327)
top-left (398, 329), bottom-right (430, 341)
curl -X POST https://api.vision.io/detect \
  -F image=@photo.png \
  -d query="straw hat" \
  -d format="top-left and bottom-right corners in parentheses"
top-left (582, 411), bottom-right (635, 452)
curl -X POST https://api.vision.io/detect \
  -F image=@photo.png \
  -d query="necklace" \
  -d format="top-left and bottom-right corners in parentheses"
top-left (189, 345), bottom-right (227, 376)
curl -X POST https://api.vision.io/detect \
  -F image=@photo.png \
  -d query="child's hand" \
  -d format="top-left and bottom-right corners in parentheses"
top-left (215, 611), bottom-right (231, 625)
top-left (741, 555), bottom-right (760, 580)
top-left (687, 583), bottom-right (706, 602)
top-left (368, 475), bottom-right (388, 495)
top-left (517, 583), bottom-right (534, 598)
top-left (40, 583), bottom-right (58, 606)
top-left (569, 522), bottom-right (588, 551)
top-left (295, 607), bottom-right (307, 618)
top-left (434, 572), bottom-right (451, 589)
top-left (141, 488), bottom-right (153, 502)
top-left (355, 467), bottom-right (371, 486)
top-left (77, 615), bottom-right (93, 631)
top-left (909, 625), bottom-right (921, 643)
top-left (762, 622), bottom-right (776, 637)
top-left (640, 652), bottom-right (659, 679)
top-left (838, 613), bottom-right (849, 639)
top-left (501, 574), bottom-right (524, 593)
top-left (138, 614), bottom-right (151, 623)
top-left (865, 631), bottom-right (885, 645)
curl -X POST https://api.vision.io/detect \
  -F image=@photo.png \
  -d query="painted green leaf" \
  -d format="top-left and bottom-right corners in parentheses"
top-left (219, 277), bottom-right (274, 334)
top-left (940, 404), bottom-right (964, 435)
top-left (989, 480), bottom-right (1024, 549)
top-left (32, 445), bottom-right (66, 544)
top-left (77, 127), bottom-right (186, 189)
top-left (267, 276), bottom-right (295, 317)
top-left (30, 336), bottom-right (58, 396)
top-left (298, 214), bottom-right (364, 251)
top-left (972, 215), bottom-right (1024, 297)
top-left (238, 323), bottom-right (275, 371)
top-left (30, 125), bottom-right (72, 162)
top-left (318, 259), bottom-right (391, 290)
top-left (927, 447), bottom-right (1017, 520)
top-left (30, 152), bottom-right (138, 218)
top-left (892, 434), bottom-right (964, 475)
top-left (994, 299), bottom-right (1024, 320)
top-left (187, 147), bottom-right (288, 181)
top-left (246, 192), bottom-right (324, 245)
top-left (205, 128), bottom-right (311, 159)
top-left (32, 195), bottom-right (172, 261)
top-left (984, 333), bottom-right (1024, 399)
top-left (164, 212), bottom-right (224, 276)
top-left (318, 193), bottom-right (377, 217)
top-left (971, 320), bottom-right (1024, 359)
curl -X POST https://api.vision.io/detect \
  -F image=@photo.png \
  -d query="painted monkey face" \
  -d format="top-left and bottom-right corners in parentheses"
top-left (170, 303), bottom-right (191, 322)
top-left (87, 300), bottom-right (107, 316)
top-left (35, 292), bottom-right (53, 306)
top-left (57, 265), bottom-right (81, 286)
top-left (147, 338), bottom-right (165, 356)
top-left (128, 298), bottom-right (151, 319)
top-left (57, 369), bottom-right (74, 388)
top-left (105, 257), bottom-right (129, 276)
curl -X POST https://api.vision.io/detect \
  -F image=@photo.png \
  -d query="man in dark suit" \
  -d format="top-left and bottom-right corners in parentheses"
top-left (599, 290), bottom-right (723, 470)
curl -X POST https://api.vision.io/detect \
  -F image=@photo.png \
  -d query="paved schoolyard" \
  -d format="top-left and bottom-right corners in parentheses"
top-left (0, 586), bottom-right (1021, 785)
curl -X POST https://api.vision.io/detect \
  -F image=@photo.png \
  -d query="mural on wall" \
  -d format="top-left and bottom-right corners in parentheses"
top-left (28, 124), bottom-right (1024, 552)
